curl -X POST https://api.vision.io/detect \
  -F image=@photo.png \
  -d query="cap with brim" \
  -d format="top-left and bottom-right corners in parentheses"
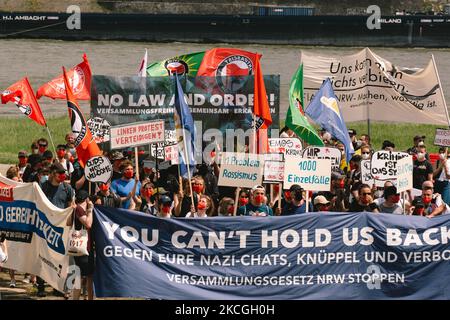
top-left (18, 150), bottom-right (28, 157)
top-left (160, 195), bottom-right (172, 204)
top-left (414, 135), bottom-right (426, 140)
top-left (111, 152), bottom-right (124, 161)
top-left (75, 190), bottom-right (89, 202)
top-left (314, 195), bottom-right (330, 205)
top-left (50, 162), bottom-right (66, 174)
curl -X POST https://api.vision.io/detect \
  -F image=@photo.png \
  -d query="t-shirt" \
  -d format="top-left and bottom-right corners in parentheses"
top-left (110, 178), bottom-right (141, 209)
top-left (74, 205), bottom-right (92, 252)
top-left (237, 203), bottom-right (273, 216)
top-left (438, 160), bottom-right (450, 181)
top-left (40, 181), bottom-right (74, 209)
top-left (378, 203), bottom-right (403, 214)
top-left (0, 245), bottom-right (7, 263)
top-left (413, 160), bottom-right (433, 189)
top-left (282, 202), bottom-right (312, 215)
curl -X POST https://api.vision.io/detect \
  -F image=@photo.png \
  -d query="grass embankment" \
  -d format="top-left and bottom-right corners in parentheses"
top-left (0, 117), bottom-right (70, 164)
top-left (0, 116), bottom-right (442, 164)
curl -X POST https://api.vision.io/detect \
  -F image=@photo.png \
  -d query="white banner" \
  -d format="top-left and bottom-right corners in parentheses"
top-left (396, 155), bottom-right (414, 193)
top-left (434, 128), bottom-right (450, 147)
top-left (110, 120), bottom-right (165, 149)
top-left (302, 146), bottom-right (342, 172)
top-left (301, 48), bottom-right (448, 125)
top-left (0, 176), bottom-right (71, 292)
top-left (283, 156), bottom-right (331, 191)
top-left (218, 152), bottom-right (265, 188)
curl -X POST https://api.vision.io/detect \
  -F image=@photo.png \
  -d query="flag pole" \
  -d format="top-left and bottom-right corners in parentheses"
top-left (431, 54), bottom-right (450, 128)
top-left (233, 187), bottom-right (241, 216)
top-left (45, 124), bottom-right (57, 155)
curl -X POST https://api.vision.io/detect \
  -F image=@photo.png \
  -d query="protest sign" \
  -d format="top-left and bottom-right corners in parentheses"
top-left (283, 155), bottom-right (331, 191)
top-left (87, 117), bottom-right (111, 144)
top-left (396, 155), bottom-right (413, 193)
top-left (0, 176), bottom-right (71, 293)
top-left (93, 207), bottom-right (450, 299)
top-left (84, 156), bottom-right (112, 183)
top-left (150, 130), bottom-right (178, 160)
top-left (164, 144), bottom-right (179, 164)
top-left (371, 151), bottom-right (408, 185)
top-left (434, 128), bottom-right (450, 147)
top-left (218, 152), bottom-right (264, 188)
top-left (263, 160), bottom-right (284, 183)
top-left (110, 120), bottom-right (165, 149)
top-left (302, 146), bottom-right (342, 172)
top-left (360, 159), bottom-right (374, 186)
top-left (268, 138), bottom-right (302, 157)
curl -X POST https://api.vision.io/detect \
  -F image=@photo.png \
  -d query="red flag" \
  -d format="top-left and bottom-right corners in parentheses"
top-left (37, 54), bottom-right (92, 100)
top-left (1, 77), bottom-right (47, 126)
top-left (197, 48), bottom-right (261, 77)
top-left (253, 55), bottom-right (272, 154)
top-left (62, 67), bottom-right (101, 167)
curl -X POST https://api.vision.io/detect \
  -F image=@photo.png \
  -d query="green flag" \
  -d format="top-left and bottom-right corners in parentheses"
top-left (146, 51), bottom-right (205, 77)
top-left (286, 64), bottom-right (324, 146)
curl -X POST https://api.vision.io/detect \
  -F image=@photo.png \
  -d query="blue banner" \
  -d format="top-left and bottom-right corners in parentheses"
top-left (93, 206), bottom-right (450, 299)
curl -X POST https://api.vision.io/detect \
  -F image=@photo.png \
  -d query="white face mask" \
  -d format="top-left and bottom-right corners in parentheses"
top-left (440, 153), bottom-right (446, 160)
top-left (361, 153), bottom-right (370, 160)
top-left (417, 152), bottom-right (425, 161)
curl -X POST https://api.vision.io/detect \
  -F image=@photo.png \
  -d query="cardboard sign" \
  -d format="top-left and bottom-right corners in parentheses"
top-left (268, 138), bottom-right (302, 157)
top-left (110, 120), bottom-right (165, 149)
top-left (264, 153), bottom-right (284, 162)
top-left (150, 130), bottom-right (178, 160)
top-left (263, 161), bottom-right (285, 183)
top-left (434, 128), bottom-right (450, 147)
top-left (218, 152), bottom-right (265, 188)
top-left (360, 159), bottom-right (375, 186)
top-left (302, 146), bottom-right (342, 172)
top-left (283, 156), bottom-right (331, 191)
top-left (164, 144), bottom-right (179, 164)
top-left (370, 151), bottom-right (409, 183)
top-left (84, 156), bottom-right (112, 183)
top-left (396, 155), bottom-right (413, 193)
top-left (87, 117), bottom-right (111, 144)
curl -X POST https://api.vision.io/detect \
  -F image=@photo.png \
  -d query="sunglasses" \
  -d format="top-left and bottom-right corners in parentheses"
top-left (361, 192), bottom-right (372, 196)
top-left (39, 144), bottom-right (47, 147)
top-left (362, 152), bottom-right (370, 155)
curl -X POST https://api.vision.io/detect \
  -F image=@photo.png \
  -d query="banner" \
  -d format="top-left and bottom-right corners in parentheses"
top-left (263, 160), bottom-right (285, 183)
top-left (268, 138), bottom-right (302, 157)
top-left (0, 176), bottom-right (71, 292)
top-left (93, 206), bottom-right (450, 299)
top-left (110, 120), bottom-right (165, 150)
top-left (90, 75), bottom-right (280, 142)
top-left (396, 155), bottom-right (413, 193)
top-left (301, 48), bottom-right (448, 125)
top-left (218, 152), bottom-right (265, 188)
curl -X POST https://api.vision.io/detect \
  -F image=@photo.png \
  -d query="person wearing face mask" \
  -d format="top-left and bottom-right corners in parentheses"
top-left (281, 184), bottom-right (312, 215)
top-left (433, 147), bottom-right (450, 205)
top-left (313, 195), bottom-right (331, 212)
top-left (237, 188), bottom-right (250, 207)
top-left (158, 195), bottom-right (173, 218)
top-left (349, 184), bottom-right (379, 213)
top-left (140, 181), bottom-right (158, 215)
top-left (238, 185), bottom-right (273, 216)
top-left (413, 145), bottom-right (433, 189)
top-left (38, 162), bottom-right (75, 298)
top-left (94, 182), bottom-right (121, 208)
top-left (378, 186), bottom-right (404, 214)
top-left (196, 162), bottom-right (219, 208)
top-left (360, 146), bottom-right (372, 160)
top-left (110, 160), bottom-right (141, 210)
top-left (218, 197), bottom-right (235, 216)
top-left (37, 138), bottom-right (49, 155)
top-left (17, 150), bottom-right (29, 178)
top-left (55, 144), bottom-right (73, 181)
top-left (418, 181), bottom-right (449, 217)
top-left (409, 198), bottom-right (426, 216)
top-left (186, 194), bottom-right (214, 218)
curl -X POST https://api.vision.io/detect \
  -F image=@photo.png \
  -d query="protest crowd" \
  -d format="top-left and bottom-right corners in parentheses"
top-left (1, 127), bottom-right (449, 299)
top-left (1, 47), bottom-right (450, 300)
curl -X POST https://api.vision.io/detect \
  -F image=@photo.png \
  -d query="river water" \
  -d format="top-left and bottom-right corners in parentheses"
top-left (1, 39), bottom-right (450, 119)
